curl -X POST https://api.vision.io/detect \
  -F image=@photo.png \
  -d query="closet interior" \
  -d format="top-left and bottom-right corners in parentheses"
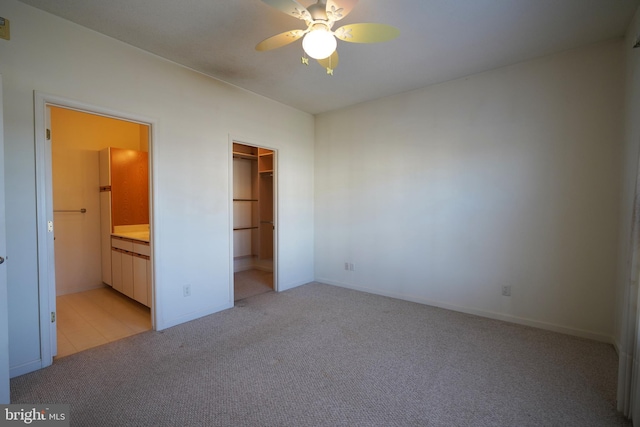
top-left (232, 143), bottom-right (275, 300)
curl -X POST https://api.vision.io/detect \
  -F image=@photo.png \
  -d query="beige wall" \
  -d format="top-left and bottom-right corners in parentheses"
top-left (1, 0), bottom-right (314, 377)
top-left (315, 39), bottom-right (624, 341)
top-left (51, 107), bottom-right (147, 295)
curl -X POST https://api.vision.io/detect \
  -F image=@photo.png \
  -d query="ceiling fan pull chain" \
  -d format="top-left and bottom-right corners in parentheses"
top-left (326, 54), bottom-right (334, 75)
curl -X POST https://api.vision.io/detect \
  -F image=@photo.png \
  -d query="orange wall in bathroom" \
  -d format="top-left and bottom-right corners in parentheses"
top-left (51, 107), bottom-right (147, 151)
top-left (51, 106), bottom-right (149, 295)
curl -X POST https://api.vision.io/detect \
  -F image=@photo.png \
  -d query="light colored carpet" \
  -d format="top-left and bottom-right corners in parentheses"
top-left (10, 282), bottom-right (629, 426)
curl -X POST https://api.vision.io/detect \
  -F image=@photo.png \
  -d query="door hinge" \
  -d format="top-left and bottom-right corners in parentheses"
top-left (51, 312), bottom-right (56, 323)
top-left (46, 129), bottom-right (51, 140)
top-left (47, 220), bottom-right (53, 233)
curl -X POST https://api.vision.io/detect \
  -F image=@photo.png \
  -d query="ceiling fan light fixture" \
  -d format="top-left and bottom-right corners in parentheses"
top-left (258, 0), bottom-right (399, 73)
top-left (302, 28), bottom-right (337, 60)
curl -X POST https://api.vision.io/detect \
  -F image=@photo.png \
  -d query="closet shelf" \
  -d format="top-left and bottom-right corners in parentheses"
top-left (233, 142), bottom-right (275, 262)
top-left (233, 152), bottom-right (257, 160)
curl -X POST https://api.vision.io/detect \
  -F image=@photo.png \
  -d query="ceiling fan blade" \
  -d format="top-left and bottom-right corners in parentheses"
top-left (256, 30), bottom-right (305, 51)
top-left (317, 50), bottom-right (339, 73)
top-left (334, 23), bottom-right (400, 43)
top-left (261, 0), bottom-right (311, 21)
top-left (326, 0), bottom-right (358, 21)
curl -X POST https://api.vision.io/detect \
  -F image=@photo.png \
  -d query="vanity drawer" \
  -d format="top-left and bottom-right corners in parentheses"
top-left (111, 236), bottom-right (134, 252)
top-left (133, 242), bottom-right (150, 256)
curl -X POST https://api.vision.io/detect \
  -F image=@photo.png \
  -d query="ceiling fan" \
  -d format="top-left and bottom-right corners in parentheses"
top-left (256, 0), bottom-right (399, 75)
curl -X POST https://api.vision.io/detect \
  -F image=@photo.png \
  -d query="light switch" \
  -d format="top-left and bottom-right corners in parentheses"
top-left (0, 17), bottom-right (10, 41)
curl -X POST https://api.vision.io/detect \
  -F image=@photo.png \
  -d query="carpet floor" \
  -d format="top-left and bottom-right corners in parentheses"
top-left (10, 282), bottom-right (629, 426)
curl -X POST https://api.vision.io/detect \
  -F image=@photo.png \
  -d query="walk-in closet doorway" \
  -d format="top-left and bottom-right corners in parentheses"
top-left (230, 141), bottom-right (277, 302)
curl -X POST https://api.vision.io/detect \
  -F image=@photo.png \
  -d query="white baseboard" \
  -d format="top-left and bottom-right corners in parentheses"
top-left (278, 279), bottom-right (314, 292)
top-left (10, 359), bottom-right (44, 379)
top-left (56, 283), bottom-right (107, 297)
top-left (317, 278), bottom-right (614, 344)
top-left (613, 338), bottom-right (621, 356)
top-left (156, 301), bottom-right (233, 331)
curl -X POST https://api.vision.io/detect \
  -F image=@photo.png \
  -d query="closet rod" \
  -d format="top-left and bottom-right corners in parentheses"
top-left (54, 208), bottom-right (87, 213)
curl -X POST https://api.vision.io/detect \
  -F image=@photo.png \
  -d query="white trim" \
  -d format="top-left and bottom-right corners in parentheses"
top-left (33, 92), bottom-right (54, 368)
top-left (319, 278), bottom-right (615, 343)
top-left (33, 92), bottom-right (158, 369)
top-left (619, 351), bottom-right (633, 414)
top-left (9, 360), bottom-right (44, 379)
top-left (0, 74), bottom-right (10, 403)
top-left (228, 135), bottom-right (279, 302)
top-left (228, 139), bottom-right (235, 304)
top-left (158, 302), bottom-right (233, 331)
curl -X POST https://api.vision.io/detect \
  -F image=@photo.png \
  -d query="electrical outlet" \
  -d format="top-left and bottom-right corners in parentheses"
top-left (345, 262), bottom-right (349, 270)
top-left (183, 284), bottom-right (191, 297)
top-left (349, 263), bottom-right (355, 271)
top-left (502, 285), bottom-right (511, 297)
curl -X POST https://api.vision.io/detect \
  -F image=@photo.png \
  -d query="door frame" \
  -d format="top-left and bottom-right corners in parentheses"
top-left (34, 92), bottom-right (157, 369)
top-left (228, 136), bottom-right (279, 302)
top-left (0, 75), bottom-right (10, 402)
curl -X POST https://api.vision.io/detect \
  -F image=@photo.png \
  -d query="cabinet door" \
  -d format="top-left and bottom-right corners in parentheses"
top-left (99, 148), bottom-right (111, 187)
top-left (111, 148), bottom-right (149, 227)
top-left (146, 259), bottom-right (152, 308)
top-left (100, 192), bottom-right (112, 286)
top-left (121, 252), bottom-right (134, 298)
top-left (111, 248), bottom-right (122, 293)
top-left (133, 255), bottom-right (148, 306)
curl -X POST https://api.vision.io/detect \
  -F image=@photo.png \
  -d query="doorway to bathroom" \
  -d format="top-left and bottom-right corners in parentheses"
top-left (34, 92), bottom-right (156, 366)
top-left (49, 106), bottom-right (153, 358)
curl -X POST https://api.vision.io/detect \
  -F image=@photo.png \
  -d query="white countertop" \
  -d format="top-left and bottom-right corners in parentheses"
top-left (111, 231), bottom-right (150, 243)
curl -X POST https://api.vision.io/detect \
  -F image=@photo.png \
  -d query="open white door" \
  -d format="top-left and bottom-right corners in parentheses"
top-left (44, 106), bottom-right (56, 359)
top-left (34, 94), bottom-right (56, 369)
top-left (0, 75), bottom-right (11, 402)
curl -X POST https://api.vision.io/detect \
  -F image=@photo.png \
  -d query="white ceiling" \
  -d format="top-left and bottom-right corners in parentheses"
top-left (16, 0), bottom-right (640, 114)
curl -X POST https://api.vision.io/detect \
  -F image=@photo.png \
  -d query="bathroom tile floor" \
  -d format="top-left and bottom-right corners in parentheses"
top-left (234, 269), bottom-right (273, 301)
top-left (55, 287), bottom-right (151, 359)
